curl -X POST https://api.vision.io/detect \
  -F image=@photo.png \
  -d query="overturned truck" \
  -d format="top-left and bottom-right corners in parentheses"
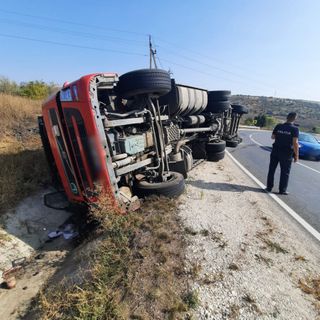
top-left (39, 69), bottom-right (247, 208)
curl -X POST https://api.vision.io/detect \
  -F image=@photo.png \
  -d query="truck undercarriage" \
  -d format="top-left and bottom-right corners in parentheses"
top-left (39, 69), bottom-right (247, 209)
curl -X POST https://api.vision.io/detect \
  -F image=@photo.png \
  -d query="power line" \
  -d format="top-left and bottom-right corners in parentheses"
top-left (0, 33), bottom-right (148, 56)
top-left (160, 57), bottom-right (272, 93)
top-left (0, 8), bottom-right (148, 37)
top-left (155, 36), bottom-right (272, 83)
top-left (156, 43), bottom-right (275, 90)
top-left (0, 18), bottom-right (147, 45)
top-left (156, 57), bottom-right (164, 69)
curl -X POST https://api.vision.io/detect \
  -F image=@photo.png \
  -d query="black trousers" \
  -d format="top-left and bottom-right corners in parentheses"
top-left (267, 150), bottom-right (293, 192)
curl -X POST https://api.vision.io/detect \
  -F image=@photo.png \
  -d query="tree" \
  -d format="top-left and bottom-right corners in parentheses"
top-left (19, 81), bottom-right (51, 99)
top-left (254, 114), bottom-right (267, 127)
top-left (0, 77), bottom-right (19, 95)
top-left (0, 75), bottom-right (58, 99)
top-left (254, 114), bottom-right (277, 128)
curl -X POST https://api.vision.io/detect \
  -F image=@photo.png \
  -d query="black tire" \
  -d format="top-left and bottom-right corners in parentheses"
top-left (191, 142), bottom-right (206, 159)
top-left (206, 101), bottom-right (231, 113)
top-left (134, 172), bottom-right (185, 198)
top-left (117, 69), bottom-right (172, 98)
top-left (206, 140), bottom-right (226, 153)
top-left (169, 159), bottom-right (188, 179)
top-left (207, 150), bottom-right (225, 162)
top-left (231, 104), bottom-right (248, 114)
top-left (208, 90), bottom-right (231, 102)
top-left (226, 140), bottom-right (238, 148)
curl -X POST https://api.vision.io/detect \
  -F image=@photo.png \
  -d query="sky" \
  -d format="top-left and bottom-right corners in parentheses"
top-left (1, 0), bottom-right (320, 101)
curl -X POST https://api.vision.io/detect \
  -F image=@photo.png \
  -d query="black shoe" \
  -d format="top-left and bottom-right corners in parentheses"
top-left (279, 191), bottom-right (289, 195)
top-left (265, 188), bottom-right (272, 192)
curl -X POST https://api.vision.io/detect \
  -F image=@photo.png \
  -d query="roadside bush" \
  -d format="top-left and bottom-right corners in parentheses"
top-left (0, 76), bottom-right (58, 100)
top-left (254, 114), bottom-right (277, 128)
top-left (244, 118), bottom-right (257, 126)
top-left (0, 77), bottom-right (20, 96)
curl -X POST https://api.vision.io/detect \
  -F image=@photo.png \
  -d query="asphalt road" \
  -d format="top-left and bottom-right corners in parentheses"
top-left (228, 129), bottom-right (320, 232)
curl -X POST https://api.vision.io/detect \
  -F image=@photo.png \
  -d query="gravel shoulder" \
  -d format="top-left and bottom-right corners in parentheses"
top-left (179, 155), bottom-right (320, 320)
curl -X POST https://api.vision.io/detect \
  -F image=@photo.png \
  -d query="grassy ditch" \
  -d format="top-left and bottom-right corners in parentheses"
top-left (34, 196), bottom-right (194, 320)
top-left (0, 93), bottom-right (49, 215)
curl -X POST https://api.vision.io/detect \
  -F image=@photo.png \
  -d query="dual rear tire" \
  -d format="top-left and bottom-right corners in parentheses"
top-left (206, 140), bottom-right (226, 162)
top-left (206, 91), bottom-right (231, 113)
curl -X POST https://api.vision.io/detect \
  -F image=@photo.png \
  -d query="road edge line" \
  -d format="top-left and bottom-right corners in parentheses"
top-left (226, 150), bottom-right (320, 242)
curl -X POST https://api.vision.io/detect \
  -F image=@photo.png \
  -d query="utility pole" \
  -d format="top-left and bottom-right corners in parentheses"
top-left (149, 35), bottom-right (157, 69)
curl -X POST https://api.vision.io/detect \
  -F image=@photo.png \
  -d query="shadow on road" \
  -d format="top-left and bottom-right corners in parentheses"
top-left (260, 146), bottom-right (272, 152)
top-left (187, 180), bottom-right (266, 193)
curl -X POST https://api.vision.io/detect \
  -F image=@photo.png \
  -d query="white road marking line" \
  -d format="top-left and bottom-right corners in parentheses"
top-left (296, 161), bottom-right (320, 174)
top-left (249, 133), bottom-right (320, 175)
top-left (226, 150), bottom-right (320, 242)
top-left (249, 133), bottom-right (264, 147)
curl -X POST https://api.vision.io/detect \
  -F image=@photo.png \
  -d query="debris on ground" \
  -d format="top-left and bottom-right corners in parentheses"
top-left (0, 190), bottom-right (72, 319)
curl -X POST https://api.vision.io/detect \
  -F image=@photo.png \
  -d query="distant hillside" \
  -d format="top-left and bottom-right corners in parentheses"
top-left (231, 95), bottom-right (320, 130)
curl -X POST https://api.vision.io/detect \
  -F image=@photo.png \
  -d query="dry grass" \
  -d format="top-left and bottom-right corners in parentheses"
top-left (0, 94), bottom-right (49, 215)
top-left (190, 261), bottom-right (202, 279)
top-left (298, 276), bottom-right (320, 301)
top-left (242, 294), bottom-right (261, 315)
top-left (254, 253), bottom-right (273, 267)
top-left (201, 271), bottom-right (224, 285)
top-left (228, 304), bottom-right (240, 319)
top-left (294, 254), bottom-right (307, 262)
top-left (0, 93), bottom-right (41, 137)
top-left (208, 229), bottom-right (228, 248)
top-left (256, 233), bottom-right (288, 254)
top-left (33, 195), bottom-right (192, 320)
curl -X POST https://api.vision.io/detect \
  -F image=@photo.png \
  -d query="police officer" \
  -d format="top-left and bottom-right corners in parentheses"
top-left (266, 112), bottom-right (299, 195)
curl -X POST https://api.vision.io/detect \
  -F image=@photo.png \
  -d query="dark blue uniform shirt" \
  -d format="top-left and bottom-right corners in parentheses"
top-left (272, 122), bottom-right (299, 154)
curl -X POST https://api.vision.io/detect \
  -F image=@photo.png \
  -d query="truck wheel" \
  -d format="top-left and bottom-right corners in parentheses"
top-left (226, 140), bottom-right (238, 148)
top-left (207, 150), bottom-right (225, 162)
top-left (206, 101), bottom-right (231, 113)
top-left (206, 140), bottom-right (226, 153)
top-left (208, 90), bottom-right (231, 101)
top-left (117, 69), bottom-right (172, 98)
top-left (231, 104), bottom-right (248, 114)
top-left (134, 172), bottom-right (185, 198)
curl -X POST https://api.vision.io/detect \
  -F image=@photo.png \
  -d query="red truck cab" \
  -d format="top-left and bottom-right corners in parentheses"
top-left (41, 73), bottom-right (119, 204)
